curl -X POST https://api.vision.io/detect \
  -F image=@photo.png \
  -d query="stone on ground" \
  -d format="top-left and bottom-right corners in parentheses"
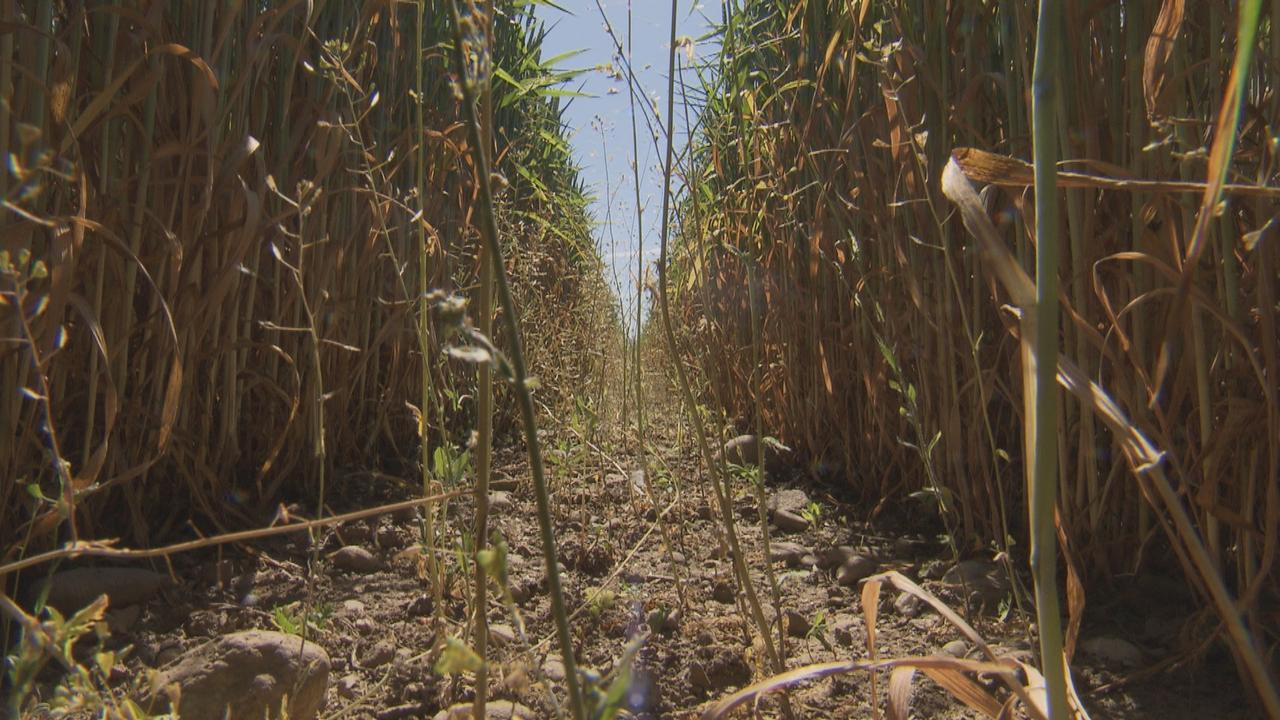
top-left (769, 541), bottom-right (814, 567)
top-left (941, 560), bottom-right (1011, 605)
top-left (771, 509), bottom-right (809, 533)
top-left (330, 546), bottom-right (382, 573)
top-left (721, 434), bottom-right (761, 466)
top-left (488, 490), bottom-right (513, 512)
top-left (433, 702), bottom-right (536, 719)
top-left (768, 488), bottom-right (810, 515)
top-left (1081, 636), bottom-right (1144, 667)
top-left (830, 616), bottom-right (860, 646)
top-left (835, 556), bottom-right (879, 586)
top-left (894, 592), bottom-right (925, 618)
top-left (148, 630), bottom-right (330, 720)
top-left (25, 567), bottom-right (167, 614)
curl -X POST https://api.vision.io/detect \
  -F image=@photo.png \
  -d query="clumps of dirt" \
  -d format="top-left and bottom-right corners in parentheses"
top-left (689, 642), bottom-right (752, 695)
top-left (13, 445), bottom-right (1262, 719)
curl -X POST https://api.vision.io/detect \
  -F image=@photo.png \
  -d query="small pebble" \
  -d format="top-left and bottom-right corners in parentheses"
top-left (361, 639), bottom-right (395, 668)
top-left (894, 593), bottom-right (924, 618)
top-left (831, 617), bottom-right (859, 646)
top-left (836, 556), bottom-right (879, 586)
top-left (488, 491), bottom-right (513, 512)
top-left (489, 623), bottom-right (517, 647)
top-left (337, 673), bottom-right (361, 699)
top-left (772, 509), bottom-right (809, 533)
top-left (542, 657), bottom-right (566, 682)
top-left (331, 546), bottom-right (382, 573)
top-left (1081, 636), bottom-right (1143, 667)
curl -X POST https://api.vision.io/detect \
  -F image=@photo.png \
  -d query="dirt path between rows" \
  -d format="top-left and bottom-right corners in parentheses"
top-left (21, 428), bottom-right (1254, 718)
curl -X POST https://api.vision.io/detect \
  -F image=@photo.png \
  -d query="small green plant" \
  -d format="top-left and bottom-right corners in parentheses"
top-left (3, 595), bottom-right (154, 718)
top-left (799, 501), bottom-right (823, 528)
top-left (806, 608), bottom-right (834, 655)
top-left (431, 444), bottom-right (472, 487)
top-left (585, 587), bottom-right (618, 620)
top-left (270, 601), bottom-right (333, 636)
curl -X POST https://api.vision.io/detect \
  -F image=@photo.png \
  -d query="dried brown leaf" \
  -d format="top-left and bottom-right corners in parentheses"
top-left (1143, 0), bottom-right (1185, 123)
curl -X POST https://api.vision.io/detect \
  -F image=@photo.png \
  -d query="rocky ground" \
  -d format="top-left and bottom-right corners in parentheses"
top-left (10, 435), bottom-right (1260, 719)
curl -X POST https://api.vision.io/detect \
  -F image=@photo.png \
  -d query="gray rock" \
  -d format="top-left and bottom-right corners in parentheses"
top-left (772, 509), bottom-right (810, 533)
top-left (542, 656), bottom-right (566, 682)
top-left (894, 593), bottom-right (925, 618)
top-left (768, 488), bottom-right (811, 516)
top-left (148, 630), bottom-right (329, 720)
top-left (941, 560), bottom-right (1011, 605)
top-left (722, 435), bottom-right (761, 466)
top-left (489, 623), bottom-right (517, 647)
top-left (361, 640), bottom-right (395, 668)
top-left (433, 701), bottom-right (536, 719)
top-left (769, 542), bottom-right (814, 567)
top-left (25, 567), bottom-right (167, 614)
top-left (330, 546), bottom-right (382, 573)
top-left (629, 470), bottom-right (647, 497)
top-left (940, 640), bottom-right (969, 658)
top-left (819, 546), bottom-right (859, 570)
top-left (831, 617), bottom-right (859, 646)
top-left (488, 491), bottom-right (513, 512)
top-left (1081, 636), bottom-right (1143, 668)
top-left (835, 556), bottom-right (879, 587)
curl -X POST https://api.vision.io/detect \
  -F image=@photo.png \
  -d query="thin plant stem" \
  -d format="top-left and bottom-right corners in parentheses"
top-left (445, 4), bottom-right (586, 718)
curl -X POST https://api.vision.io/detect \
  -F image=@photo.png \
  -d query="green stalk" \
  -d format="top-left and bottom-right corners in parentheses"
top-left (1029, 1), bottom-right (1069, 717)
top-left (414, 0), bottom-right (446, 670)
top-left (625, 1), bottom-right (646, 461)
top-left (472, 5), bottom-right (495, 717)
top-left (445, 4), bottom-right (585, 718)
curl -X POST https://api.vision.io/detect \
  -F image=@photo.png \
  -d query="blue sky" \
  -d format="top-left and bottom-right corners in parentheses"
top-left (534, 1), bottom-right (722, 332)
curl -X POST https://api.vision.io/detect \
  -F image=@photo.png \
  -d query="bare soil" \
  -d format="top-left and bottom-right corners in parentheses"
top-left (24, 435), bottom-right (1258, 718)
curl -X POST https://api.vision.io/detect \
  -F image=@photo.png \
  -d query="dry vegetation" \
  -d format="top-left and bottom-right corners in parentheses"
top-left (0, 0), bottom-right (614, 549)
top-left (666, 0), bottom-right (1279, 711)
top-left (3, 0), bottom-right (1279, 718)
